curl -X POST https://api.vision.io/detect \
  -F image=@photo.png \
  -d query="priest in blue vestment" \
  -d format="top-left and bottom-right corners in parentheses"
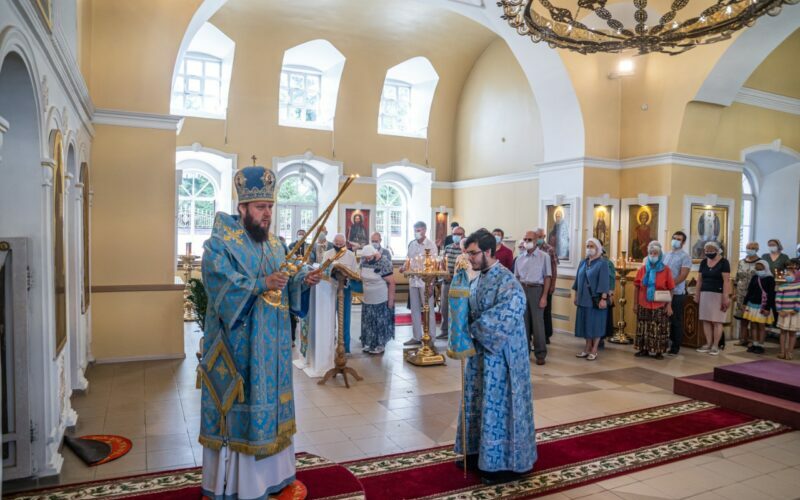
top-left (199, 164), bottom-right (321, 499)
top-left (455, 229), bottom-right (537, 485)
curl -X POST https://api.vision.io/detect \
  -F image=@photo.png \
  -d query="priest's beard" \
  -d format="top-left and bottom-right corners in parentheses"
top-left (243, 210), bottom-right (269, 243)
top-left (472, 253), bottom-right (488, 272)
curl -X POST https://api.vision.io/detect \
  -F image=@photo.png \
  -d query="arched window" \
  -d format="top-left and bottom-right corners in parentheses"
top-left (376, 183), bottom-right (408, 258)
top-left (279, 40), bottom-right (345, 130)
top-left (276, 175), bottom-right (318, 242)
top-left (178, 171), bottom-right (216, 254)
top-left (740, 173), bottom-right (756, 259)
top-left (377, 57), bottom-right (439, 138)
top-left (171, 22), bottom-right (235, 119)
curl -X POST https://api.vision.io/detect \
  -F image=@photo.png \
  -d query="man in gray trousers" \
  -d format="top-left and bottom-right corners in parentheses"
top-left (514, 229), bottom-right (552, 365)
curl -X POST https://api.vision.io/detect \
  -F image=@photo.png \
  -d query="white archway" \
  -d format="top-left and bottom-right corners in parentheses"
top-left (273, 151), bottom-right (343, 232)
top-left (173, 0), bottom-right (586, 162)
top-left (694, 6), bottom-right (800, 106)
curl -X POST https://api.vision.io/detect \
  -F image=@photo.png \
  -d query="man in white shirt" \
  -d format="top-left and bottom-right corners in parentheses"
top-left (662, 230), bottom-right (692, 355)
top-left (514, 230), bottom-right (552, 365)
top-left (324, 234), bottom-right (358, 353)
top-left (400, 221), bottom-right (438, 345)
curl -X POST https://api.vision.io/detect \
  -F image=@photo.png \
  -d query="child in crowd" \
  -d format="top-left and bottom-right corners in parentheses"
top-left (742, 260), bottom-right (776, 355)
top-left (776, 259), bottom-right (800, 360)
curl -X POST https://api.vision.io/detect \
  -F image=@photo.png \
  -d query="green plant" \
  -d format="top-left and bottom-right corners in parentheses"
top-left (187, 277), bottom-right (208, 331)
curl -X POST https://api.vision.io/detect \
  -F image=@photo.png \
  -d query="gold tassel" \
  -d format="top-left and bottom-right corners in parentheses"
top-left (237, 378), bottom-right (245, 403)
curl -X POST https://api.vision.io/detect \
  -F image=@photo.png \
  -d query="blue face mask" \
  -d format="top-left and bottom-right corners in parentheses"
top-left (452, 235), bottom-right (462, 244)
top-left (756, 269), bottom-right (771, 278)
top-left (648, 255), bottom-right (660, 264)
top-left (371, 242), bottom-right (380, 250)
top-left (536, 238), bottom-right (545, 246)
top-left (671, 239), bottom-right (681, 250)
top-left (495, 235), bottom-right (502, 244)
top-left (786, 275), bottom-right (796, 283)
top-left (746, 249), bottom-right (758, 257)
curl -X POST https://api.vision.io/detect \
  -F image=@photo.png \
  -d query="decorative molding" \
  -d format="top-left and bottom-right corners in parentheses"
top-left (735, 87), bottom-right (800, 116)
top-left (93, 109), bottom-right (185, 132)
top-left (446, 169), bottom-right (539, 189)
top-left (91, 284), bottom-right (185, 293)
top-left (620, 153), bottom-right (744, 173)
top-left (11, 0), bottom-right (95, 135)
top-left (94, 353), bottom-right (186, 364)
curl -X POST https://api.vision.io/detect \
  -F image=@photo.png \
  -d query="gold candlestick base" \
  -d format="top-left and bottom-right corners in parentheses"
top-left (404, 249), bottom-right (449, 367)
top-left (609, 263), bottom-right (635, 344)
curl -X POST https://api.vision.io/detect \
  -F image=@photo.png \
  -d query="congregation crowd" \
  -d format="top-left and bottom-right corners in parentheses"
top-left (284, 221), bottom-right (800, 363)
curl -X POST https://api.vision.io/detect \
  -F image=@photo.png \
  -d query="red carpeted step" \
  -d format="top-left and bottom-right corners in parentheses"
top-left (674, 373), bottom-right (800, 429)
top-left (713, 360), bottom-right (800, 403)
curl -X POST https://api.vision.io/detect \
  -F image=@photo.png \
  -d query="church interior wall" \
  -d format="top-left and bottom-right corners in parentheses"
top-left (452, 179), bottom-right (539, 243)
top-left (743, 29), bottom-right (800, 99)
top-left (89, 124), bottom-right (184, 362)
top-left (756, 164), bottom-right (800, 252)
top-left (453, 38), bottom-right (543, 181)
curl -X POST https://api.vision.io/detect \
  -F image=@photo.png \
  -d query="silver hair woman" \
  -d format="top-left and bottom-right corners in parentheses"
top-left (694, 240), bottom-right (732, 355)
top-left (633, 241), bottom-right (675, 359)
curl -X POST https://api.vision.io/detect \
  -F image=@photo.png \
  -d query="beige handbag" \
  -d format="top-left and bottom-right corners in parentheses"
top-left (654, 290), bottom-right (672, 303)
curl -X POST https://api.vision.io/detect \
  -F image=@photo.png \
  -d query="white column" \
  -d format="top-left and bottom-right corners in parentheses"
top-left (0, 115), bottom-right (9, 163)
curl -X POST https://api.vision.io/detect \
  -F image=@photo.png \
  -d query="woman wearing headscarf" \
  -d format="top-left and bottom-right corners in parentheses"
top-left (762, 239), bottom-right (791, 276)
top-left (733, 241), bottom-right (761, 348)
top-left (633, 241), bottom-right (675, 359)
top-left (358, 244), bottom-right (396, 354)
top-left (572, 238), bottom-right (611, 361)
top-left (695, 241), bottom-right (731, 355)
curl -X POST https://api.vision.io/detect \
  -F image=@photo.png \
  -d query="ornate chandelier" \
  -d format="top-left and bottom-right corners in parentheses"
top-left (498, 0), bottom-right (798, 55)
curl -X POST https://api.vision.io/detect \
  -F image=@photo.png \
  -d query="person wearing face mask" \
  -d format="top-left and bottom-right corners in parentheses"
top-left (534, 228), bottom-right (559, 344)
top-left (370, 232), bottom-right (393, 261)
top-left (323, 234), bottom-right (358, 354)
top-left (633, 241), bottom-right (675, 359)
top-left (289, 229), bottom-right (308, 257)
top-left (776, 259), bottom-right (800, 359)
top-left (310, 225), bottom-right (334, 264)
top-left (456, 229), bottom-right (536, 485)
top-left (492, 228), bottom-right (514, 271)
top-left (572, 238), bottom-right (611, 361)
top-left (438, 226), bottom-right (467, 340)
top-left (695, 241), bottom-right (731, 355)
top-left (443, 221), bottom-right (460, 249)
top-left (741, 260), bottom-right (776, 355)
top-left (762, 239), bottom-right (790, 276)
top-left (732, 241), bottom-right (761, 349)
top-left (661, 231), bottom-right (692, 355)
top-left (358, 244), bottom-right (396, 354)
top-left (514, 230), bottom-right (552, 364)
top-left (400, 221), bottom-right (438, 345)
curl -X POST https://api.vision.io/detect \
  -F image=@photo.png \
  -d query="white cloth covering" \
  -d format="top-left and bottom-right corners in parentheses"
top-left (201, 443), bottom-right (295, 500)
top-left (292, 279), bottom-right (336, 378)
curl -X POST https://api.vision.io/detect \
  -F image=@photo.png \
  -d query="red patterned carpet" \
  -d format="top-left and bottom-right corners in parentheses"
top-left (7, 401), bottom-right (789, 500)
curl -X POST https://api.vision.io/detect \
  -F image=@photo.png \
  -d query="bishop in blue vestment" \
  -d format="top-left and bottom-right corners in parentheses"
top-left (199, 165), bottom-right (320, 500)
top-left (455, 229), bottom-right (537, 484)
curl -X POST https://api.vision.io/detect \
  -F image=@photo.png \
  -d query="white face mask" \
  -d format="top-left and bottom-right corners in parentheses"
top-left (415, 230), bottom-right (423, 239)
top-left (746, 249), bottom-right (757, 256)
top-left (586, 247), bottom-right (597, 257)
top-left (524, 241), bottom-right (535, 250)
top-left (494, 235), bottom-right (502, 244)
top-left (769, 245), bottom-right (779, 253)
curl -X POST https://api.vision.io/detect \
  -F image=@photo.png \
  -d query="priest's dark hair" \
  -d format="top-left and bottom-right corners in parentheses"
top-left (464, 229), bottom-right (496, 257)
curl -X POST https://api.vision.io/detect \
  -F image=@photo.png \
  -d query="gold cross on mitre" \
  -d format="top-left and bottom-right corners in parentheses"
top-left (251, 155), bottom-right (257, 166)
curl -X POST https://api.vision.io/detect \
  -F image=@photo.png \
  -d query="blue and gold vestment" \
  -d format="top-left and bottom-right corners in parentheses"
top-left (199, 212), bottom-right (310, 458)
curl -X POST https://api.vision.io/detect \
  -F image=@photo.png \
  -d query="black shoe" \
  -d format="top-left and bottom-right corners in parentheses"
top-left (746, 345), bottom-right (757, 353)
top-left (634, 350), bottom-right (649, 357)
top-left (545, 338), bottom-right (551, 344)
top-left (654, 353), bottom-right (664, 360)
top-left (479, 469), bottom-right (525, 485)
top-left (455, 454), bottom-right (479, 471)
top-left (667, 350), bottom-right (679, 356)
top-left (752, 345), bottom-right (765, 354)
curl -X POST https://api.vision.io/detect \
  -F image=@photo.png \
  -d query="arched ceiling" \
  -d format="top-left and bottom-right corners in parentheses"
top-left (745, 28), bottom-right (800, 99)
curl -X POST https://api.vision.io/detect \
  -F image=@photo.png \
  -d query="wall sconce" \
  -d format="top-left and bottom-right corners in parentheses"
top-left (608, 58), bottom-right (635, 79)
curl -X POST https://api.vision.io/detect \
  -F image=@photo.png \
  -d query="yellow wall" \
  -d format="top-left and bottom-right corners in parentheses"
top-left (452, 179), bottom-right (538, 241)
top-left (92, 291), bottom-right (184, 361)
top-left (677, 102), bottom-right (800, 160)
top-left (745, 28), bottom-right (800, 99)
top-left (454, 39), bottom-right (543, 180)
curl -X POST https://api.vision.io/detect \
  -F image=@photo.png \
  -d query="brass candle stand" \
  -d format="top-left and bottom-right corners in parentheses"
top-left (609, 251), bottom-right (635, 344)
top-left (179, 253), bottom-right (200, 322)
top-left (319, 262), bottom-right (364, 388)
top-left (403, 249), bottom-right (449, 366)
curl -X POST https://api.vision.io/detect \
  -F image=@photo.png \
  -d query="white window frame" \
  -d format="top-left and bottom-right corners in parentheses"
top-left (279, 65), bottom-right (323, 127)
top-left (173, 52), bottom-right (224, 117)
top-left (177, 170), bottom-right (218, 255)
top-left (376, 182), bottom-right (409, 259)
top-left (379, 79), bottom-right (412, 135)
top-left (276, 174), bottom-right (319, 243)
top-left (740, 173), bottom-right (756, 260)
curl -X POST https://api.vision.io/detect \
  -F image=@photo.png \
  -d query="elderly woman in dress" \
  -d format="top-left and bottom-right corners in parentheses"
top-left (633, 241), bottom-right (675, 359)
top-left (572, 238), bottom-right (611, 361)
top-left (733, 241), bottom-right (760, 348)
top-left (358, 244), bottom-right (396, 354)
top-left (695, 241), bottom-right (731, 355)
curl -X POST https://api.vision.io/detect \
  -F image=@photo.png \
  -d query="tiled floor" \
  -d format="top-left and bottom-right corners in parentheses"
top-left (6, 308), bottom-right (800, 499)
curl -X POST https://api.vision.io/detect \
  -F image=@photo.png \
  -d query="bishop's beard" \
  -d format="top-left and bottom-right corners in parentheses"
top-left (243, 210), bottom-right (269, 243)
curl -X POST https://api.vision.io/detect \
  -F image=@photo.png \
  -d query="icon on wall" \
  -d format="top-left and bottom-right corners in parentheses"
top-left (345, 208), bottom-right (370, 250)
top-left (546, 204), bottom-right (571, 261)
top-left (628, 204), bottom-right (660, 262)
top-left (690, 205), bottom-right (728, 261)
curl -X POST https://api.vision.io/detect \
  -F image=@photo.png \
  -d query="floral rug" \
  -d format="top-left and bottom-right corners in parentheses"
top-left (6, 401), bottom-right (789, 500)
